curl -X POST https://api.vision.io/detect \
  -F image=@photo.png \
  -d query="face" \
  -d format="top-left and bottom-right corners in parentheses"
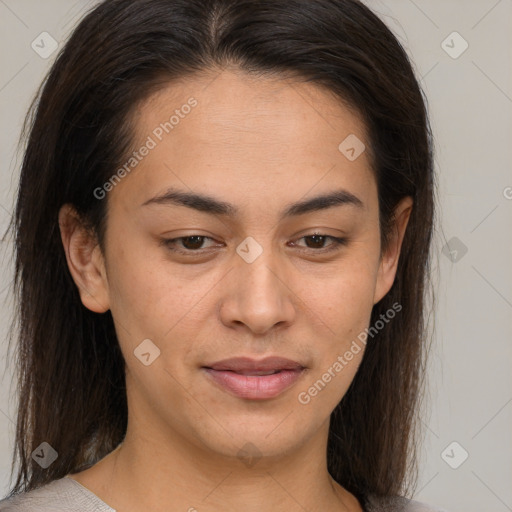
top-left (60, 69), bottom-right (411, 464)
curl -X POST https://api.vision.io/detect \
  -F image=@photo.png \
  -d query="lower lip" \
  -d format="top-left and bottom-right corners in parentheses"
top-left (202, 368), bottom-right (305, 400)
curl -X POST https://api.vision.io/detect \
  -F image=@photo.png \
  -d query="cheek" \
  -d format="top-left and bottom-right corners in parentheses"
top-left (105, 240), bottom-right (223, 375)
top-left (296, 259), bottom-right (377, 413)
top-left (300, 251), bottom-right (379, 337)
top-left (335, 269), bottom-right (377, 333)
top-left (104, 228), bottom-right (183, 326)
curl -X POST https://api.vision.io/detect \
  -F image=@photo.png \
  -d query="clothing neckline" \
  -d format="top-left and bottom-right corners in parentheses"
top-left (63, 475), bottom-right (385, 512)
top-left (64, 475), bottom-right (116, 510)
top-left (64, 475), bottom-right (373, 512)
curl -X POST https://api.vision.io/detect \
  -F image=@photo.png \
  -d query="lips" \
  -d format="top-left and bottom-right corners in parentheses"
top-left (202, 357), bottom-right (306, 400)
top-left (204, 356), bottom-right (304, 373)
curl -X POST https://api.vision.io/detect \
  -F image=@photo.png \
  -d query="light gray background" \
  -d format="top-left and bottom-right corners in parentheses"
top-left (0, 1), bottom-right (511, 511)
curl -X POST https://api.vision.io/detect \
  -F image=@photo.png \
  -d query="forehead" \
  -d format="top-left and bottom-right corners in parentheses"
top-left (136, 69), bottom-right (367, 147)
top-left (110, 69), bottom-right (375, 216)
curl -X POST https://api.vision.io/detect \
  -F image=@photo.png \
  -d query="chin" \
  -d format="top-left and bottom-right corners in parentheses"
top-left (191, 416), bottom-right (312, 463)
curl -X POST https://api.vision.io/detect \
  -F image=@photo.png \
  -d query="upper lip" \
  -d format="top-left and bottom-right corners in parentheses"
top-left (203, 356), bottom-right (305, 372)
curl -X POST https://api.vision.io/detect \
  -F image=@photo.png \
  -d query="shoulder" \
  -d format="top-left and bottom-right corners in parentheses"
top-left (365, 493), bottom-right (450, 512)
top-left (0, 477), bottom-right (115, 512)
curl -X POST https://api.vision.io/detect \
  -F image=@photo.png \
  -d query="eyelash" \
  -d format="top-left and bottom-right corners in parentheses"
top-left (161, 234), bottom-right (347, 256)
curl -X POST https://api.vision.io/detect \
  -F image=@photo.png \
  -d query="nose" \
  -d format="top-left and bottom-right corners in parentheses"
top-left (219, 245), bottom-right (296, 336)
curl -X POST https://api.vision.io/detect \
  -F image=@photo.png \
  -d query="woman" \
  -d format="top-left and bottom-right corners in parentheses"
top-left (0, 0), bottom-right (446, 510)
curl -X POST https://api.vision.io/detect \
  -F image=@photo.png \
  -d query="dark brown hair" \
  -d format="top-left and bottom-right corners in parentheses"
top-left (3, 0), bottom-right (435, 503)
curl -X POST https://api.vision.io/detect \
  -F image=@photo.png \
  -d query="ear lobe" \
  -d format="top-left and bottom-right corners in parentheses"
top-left (58, 204), bottom-right (110, 313)
top-left (373, 196), bottom-right (413, 305)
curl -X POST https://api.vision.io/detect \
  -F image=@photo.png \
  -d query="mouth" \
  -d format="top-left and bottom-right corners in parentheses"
top-left (216, 369), bottom-right (285, 376)
top-left (203, 356), bottom-right (305, 373)
top-left (201, 356), bottom-right (307, 400)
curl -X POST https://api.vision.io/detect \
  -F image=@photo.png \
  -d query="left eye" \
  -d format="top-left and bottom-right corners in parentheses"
top-left (162, 236), bottom-right (218, 253)
top-left (162, 234), bottom-right (347, 255)
top-left (292, 234), bottom-right (347, 252)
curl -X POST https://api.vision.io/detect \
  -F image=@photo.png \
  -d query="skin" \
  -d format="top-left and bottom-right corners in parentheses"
top-left (59, 68), bottom-right (412, 512)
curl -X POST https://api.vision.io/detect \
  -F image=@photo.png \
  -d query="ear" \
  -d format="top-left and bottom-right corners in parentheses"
top-left (373, 196), bottom-right (413, 305)
top-left (58, 204), bottom-right (110, 313)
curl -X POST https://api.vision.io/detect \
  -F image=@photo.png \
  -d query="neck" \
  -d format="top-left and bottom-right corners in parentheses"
top-left (71, 418), bottom-right (362, 512)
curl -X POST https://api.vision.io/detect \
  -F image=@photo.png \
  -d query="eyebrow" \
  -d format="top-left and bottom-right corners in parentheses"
top-left (141, 186), bottom-right (364, 220)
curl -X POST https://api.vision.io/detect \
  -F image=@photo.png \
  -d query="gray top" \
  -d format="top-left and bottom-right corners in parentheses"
top-left (0, 478), bottom-right (115, 511)
top-left (0, 476), bottom-right (449, 511)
